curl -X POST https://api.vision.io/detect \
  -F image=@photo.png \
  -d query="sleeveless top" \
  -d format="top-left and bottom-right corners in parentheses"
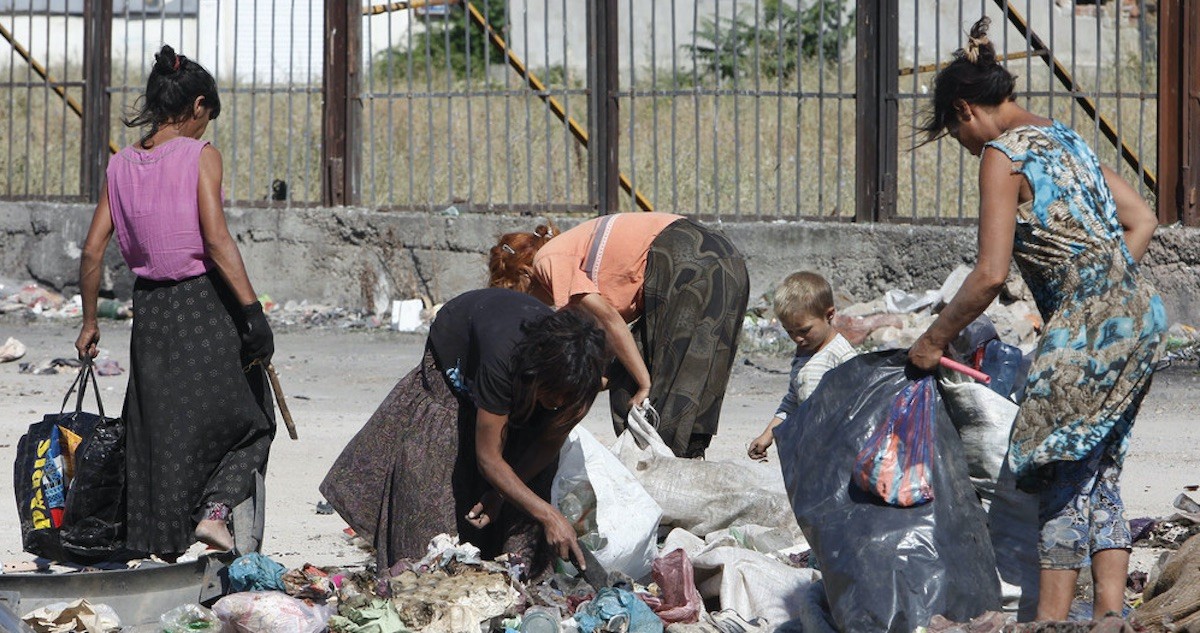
top-left (984, 122), bottom-right (1166, 487)
top-left (106, 137), bottom-right (214, 281)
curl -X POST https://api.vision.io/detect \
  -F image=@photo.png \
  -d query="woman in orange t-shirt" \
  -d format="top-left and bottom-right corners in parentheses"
top-left (489, 212), bottom-right (749, 458)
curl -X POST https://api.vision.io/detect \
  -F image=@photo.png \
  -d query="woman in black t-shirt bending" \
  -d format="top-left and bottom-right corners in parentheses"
top-left (320, 288), bottom-right (607, 576)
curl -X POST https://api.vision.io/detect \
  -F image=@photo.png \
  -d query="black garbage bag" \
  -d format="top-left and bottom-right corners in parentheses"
top-left (776, 351), bottom-right (1000, 632)
top-left (13, 363), bottom-right (126, 563)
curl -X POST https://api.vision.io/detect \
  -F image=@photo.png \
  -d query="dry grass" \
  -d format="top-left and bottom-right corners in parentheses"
top-left (0, 56), bottom-right (1159, 222)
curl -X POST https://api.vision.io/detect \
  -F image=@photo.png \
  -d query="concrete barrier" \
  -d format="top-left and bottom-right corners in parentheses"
top-left (2, 201), bottom-right (1196, 324)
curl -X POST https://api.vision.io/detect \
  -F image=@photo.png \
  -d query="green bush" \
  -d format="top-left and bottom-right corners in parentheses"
top-left (373, 1), bottom-right (507, 82)
top-left (686, 0), bottom-right (855, 81)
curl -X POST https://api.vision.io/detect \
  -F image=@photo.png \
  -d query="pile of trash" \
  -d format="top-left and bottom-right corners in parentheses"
top-left (0, 279), bottom-right (440, 333)
top-left (739, 265), bottom-right (1200, 370)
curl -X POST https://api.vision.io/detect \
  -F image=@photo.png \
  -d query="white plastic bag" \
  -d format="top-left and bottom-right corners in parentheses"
top-left (612, 404), bottom-right (797, 536)
top-left (939, 372), bottom-right (1040, 621)
top-left (552, 426), bottom-right (662, 581)
top-left (211, 591), bottom-right (335, 633)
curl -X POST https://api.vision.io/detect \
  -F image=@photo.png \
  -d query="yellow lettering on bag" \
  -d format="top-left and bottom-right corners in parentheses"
top-left (30, 489), bottom-right (49, 529)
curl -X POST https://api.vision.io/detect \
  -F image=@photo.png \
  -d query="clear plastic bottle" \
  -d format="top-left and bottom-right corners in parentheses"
top-left (980, 339), bottom-right (1023, 400)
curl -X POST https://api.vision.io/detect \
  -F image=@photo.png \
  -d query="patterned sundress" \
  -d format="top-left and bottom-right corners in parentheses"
top-left (985, 122), bottom-right (1167, 491)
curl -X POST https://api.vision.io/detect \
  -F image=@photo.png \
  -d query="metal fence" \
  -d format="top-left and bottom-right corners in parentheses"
top-left (0, 0), bottom-right (1194, 225)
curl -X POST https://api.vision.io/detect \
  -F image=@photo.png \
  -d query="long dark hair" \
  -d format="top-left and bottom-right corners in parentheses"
top-left (123, 45), bottom-right (221, 149)
top-left (508, 309), bottom-right (608, 427)
top-left (918, 17), bottom-right (1015, 144)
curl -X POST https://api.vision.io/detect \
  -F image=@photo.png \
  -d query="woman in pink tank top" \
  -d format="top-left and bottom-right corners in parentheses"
top-left (74, 45), bottom-right (276, 559)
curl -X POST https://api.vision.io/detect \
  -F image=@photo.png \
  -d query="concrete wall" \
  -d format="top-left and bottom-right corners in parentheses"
top-left (2, 201), bottom-right (1197, 325)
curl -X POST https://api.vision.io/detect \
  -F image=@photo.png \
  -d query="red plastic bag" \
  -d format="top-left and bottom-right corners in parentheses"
top-left (651, 548), bottom-right (704, 624)
top-left (853, 376), bottom-right (936, 507)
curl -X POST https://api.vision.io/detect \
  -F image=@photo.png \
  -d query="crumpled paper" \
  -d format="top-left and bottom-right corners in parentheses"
top-left (22, 599), bottom-right (121, 633)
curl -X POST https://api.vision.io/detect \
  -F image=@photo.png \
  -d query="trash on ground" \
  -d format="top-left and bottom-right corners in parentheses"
top-left (21, 598), bottom-right (120, 633)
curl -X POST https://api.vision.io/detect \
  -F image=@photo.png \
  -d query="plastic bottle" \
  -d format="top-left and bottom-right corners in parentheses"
top-left (980, 339), bottom-right (1022, 400)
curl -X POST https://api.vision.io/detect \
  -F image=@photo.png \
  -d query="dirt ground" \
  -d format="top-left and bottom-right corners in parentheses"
top-left (1, 315), bottom-right (1198, 574)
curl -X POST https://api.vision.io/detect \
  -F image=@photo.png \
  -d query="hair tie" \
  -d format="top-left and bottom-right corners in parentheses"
top-left (534, 228), bottom-right (553, 239)
top-left (173, 55), bottom-right (184, 71)
top-left (964, 34), bottom-right (984, 64)
top-left (502, 244), bottom-right (517, 255)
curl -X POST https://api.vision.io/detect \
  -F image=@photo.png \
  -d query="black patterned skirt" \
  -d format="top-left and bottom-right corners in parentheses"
top-left (320, 346), bottom-right (555, 575)
top-left (124, 273), bottom-right (275, 555)
top-left (607, 218), bottom-right (750, 457)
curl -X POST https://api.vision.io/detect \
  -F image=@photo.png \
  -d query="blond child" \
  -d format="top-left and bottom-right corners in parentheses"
top-left (748, 272), bottom-right (857, 460)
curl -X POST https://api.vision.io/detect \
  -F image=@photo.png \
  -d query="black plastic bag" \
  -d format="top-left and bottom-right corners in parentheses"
top-left (776, 351), bottom-right (1000, 632)
top-left (13, 362), bottom-right (126, 562)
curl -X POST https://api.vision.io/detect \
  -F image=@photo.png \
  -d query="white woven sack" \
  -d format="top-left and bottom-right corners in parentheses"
top-left (551, 426), bottom-right (662, 580)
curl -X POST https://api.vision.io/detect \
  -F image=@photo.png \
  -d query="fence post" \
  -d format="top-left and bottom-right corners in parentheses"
top-left (854, 0), bottom-right (898, 222)
top-left (1157, 0), bottom-right (1199, 226)
top-left (81, 0), bottom-right (112, 203)
top-left (586, 0), bottom-right (619, 216)
top-left (322, 0), bottom-right (361, 207)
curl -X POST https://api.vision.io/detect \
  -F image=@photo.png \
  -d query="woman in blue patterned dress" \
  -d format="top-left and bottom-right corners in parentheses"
top-left (908, 17), bottom-right (1166, 620)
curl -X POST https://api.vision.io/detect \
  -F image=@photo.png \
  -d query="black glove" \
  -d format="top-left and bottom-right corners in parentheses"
top-left (240, 301), bottom-right (275, 362)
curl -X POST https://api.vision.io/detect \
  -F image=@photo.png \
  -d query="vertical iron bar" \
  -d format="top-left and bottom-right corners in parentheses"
top-left (562, 0), bottom-right (571, 206)
top-left (82, 0), bottom-right (112, 203)
top-left (463, 0), bottom-right (473, 207)
top-left (269, 0), bottom-right (278, 203)
top-left (1093, 0), bottom-right (1102, 150)
top-left (446, 5), bottom-right (455, 209)
top-left (544, 0), bottom-right (552, 209)
top-left (909, 0), bottom-right (919, 219)
top-left (692, 1), bottom-right (700, 214)
top-left (1070, 0), bottom-right (1077, 129)
top-left (712, 1), bottom-right (720, 219)
top-left (775, 0), bottom-right (783, 218)
top-left (248, 2), bottom-right (259, 199)
top-left (794, 0), bottom-right (802, 218)
top-left (732, 0), bottom-right (741, 219)
top-left (854, 0), bottom-right (898, 222)
top-left (481, 0), bottom-right (491, 209)
top-left (1135, 0), bottom-right (1147, 198)
top-left (59, 9), bottom-right (68, 196)
top-left (24, 4), bottom-right (31, 194)
top-left (935, 0), bottom-right (943, 218)
top-left (586, 0), bottom-right (619, 215)
top-left (4, 12), bottom-right (13, 195)
top-left (627, 0), bottom-right (636, 213)
top-left (522, 0), bottom-right (532, 207)
top-left (835, 0), bottom-right (845, 215)
top-left (287, 0), bottom-right (296, 206)
top-left (365, 2), bottom-right (376, 205)
top-left (818, 0), bottom-right (826, 213)
top-left (753, 0), bottom-right (762, 220)
top-left (407, 3), bottom-right (417, 207)
top-left (321, 0), bottom-right (360, 206)
top-left (670, 0), bottom-right (679, 213)
top-left (230, 1), bottom-right (239, 201)
top-left (651, 0), bottom-right (659, 209)
top-left (501, 0), bottom-right (513, 211)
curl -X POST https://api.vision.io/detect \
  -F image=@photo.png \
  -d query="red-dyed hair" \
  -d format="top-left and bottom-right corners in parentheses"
top-left (488, 222), bottom-right (559, 294)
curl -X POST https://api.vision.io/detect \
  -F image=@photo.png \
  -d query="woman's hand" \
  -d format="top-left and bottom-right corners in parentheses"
top-left (465, 491), bottom-right (503, 529)
top-left (908, 333), bottom-right (944, 372)
top-left (630, 384), bottom-right (651, 410)
top-left (540, 508), bottom-right (586, 570)
top-left (76, 322), bottom-right (100, 360)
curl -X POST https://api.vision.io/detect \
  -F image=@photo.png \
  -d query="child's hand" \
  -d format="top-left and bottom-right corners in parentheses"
top-left (748, 430), bottom-right (775, 461)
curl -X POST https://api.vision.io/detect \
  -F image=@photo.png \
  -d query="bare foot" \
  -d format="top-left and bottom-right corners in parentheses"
top-left (194, 519), bottom-right (235, 552)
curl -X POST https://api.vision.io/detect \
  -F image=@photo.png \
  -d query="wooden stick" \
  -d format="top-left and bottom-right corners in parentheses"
top-left (266, 363), bottom-right (299, 440)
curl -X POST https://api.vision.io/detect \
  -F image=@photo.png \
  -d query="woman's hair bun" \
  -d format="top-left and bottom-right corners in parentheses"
top-left (153, 44), bottom-right (179, 74)
top-left (963, 16), bottom-right (996, 65)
